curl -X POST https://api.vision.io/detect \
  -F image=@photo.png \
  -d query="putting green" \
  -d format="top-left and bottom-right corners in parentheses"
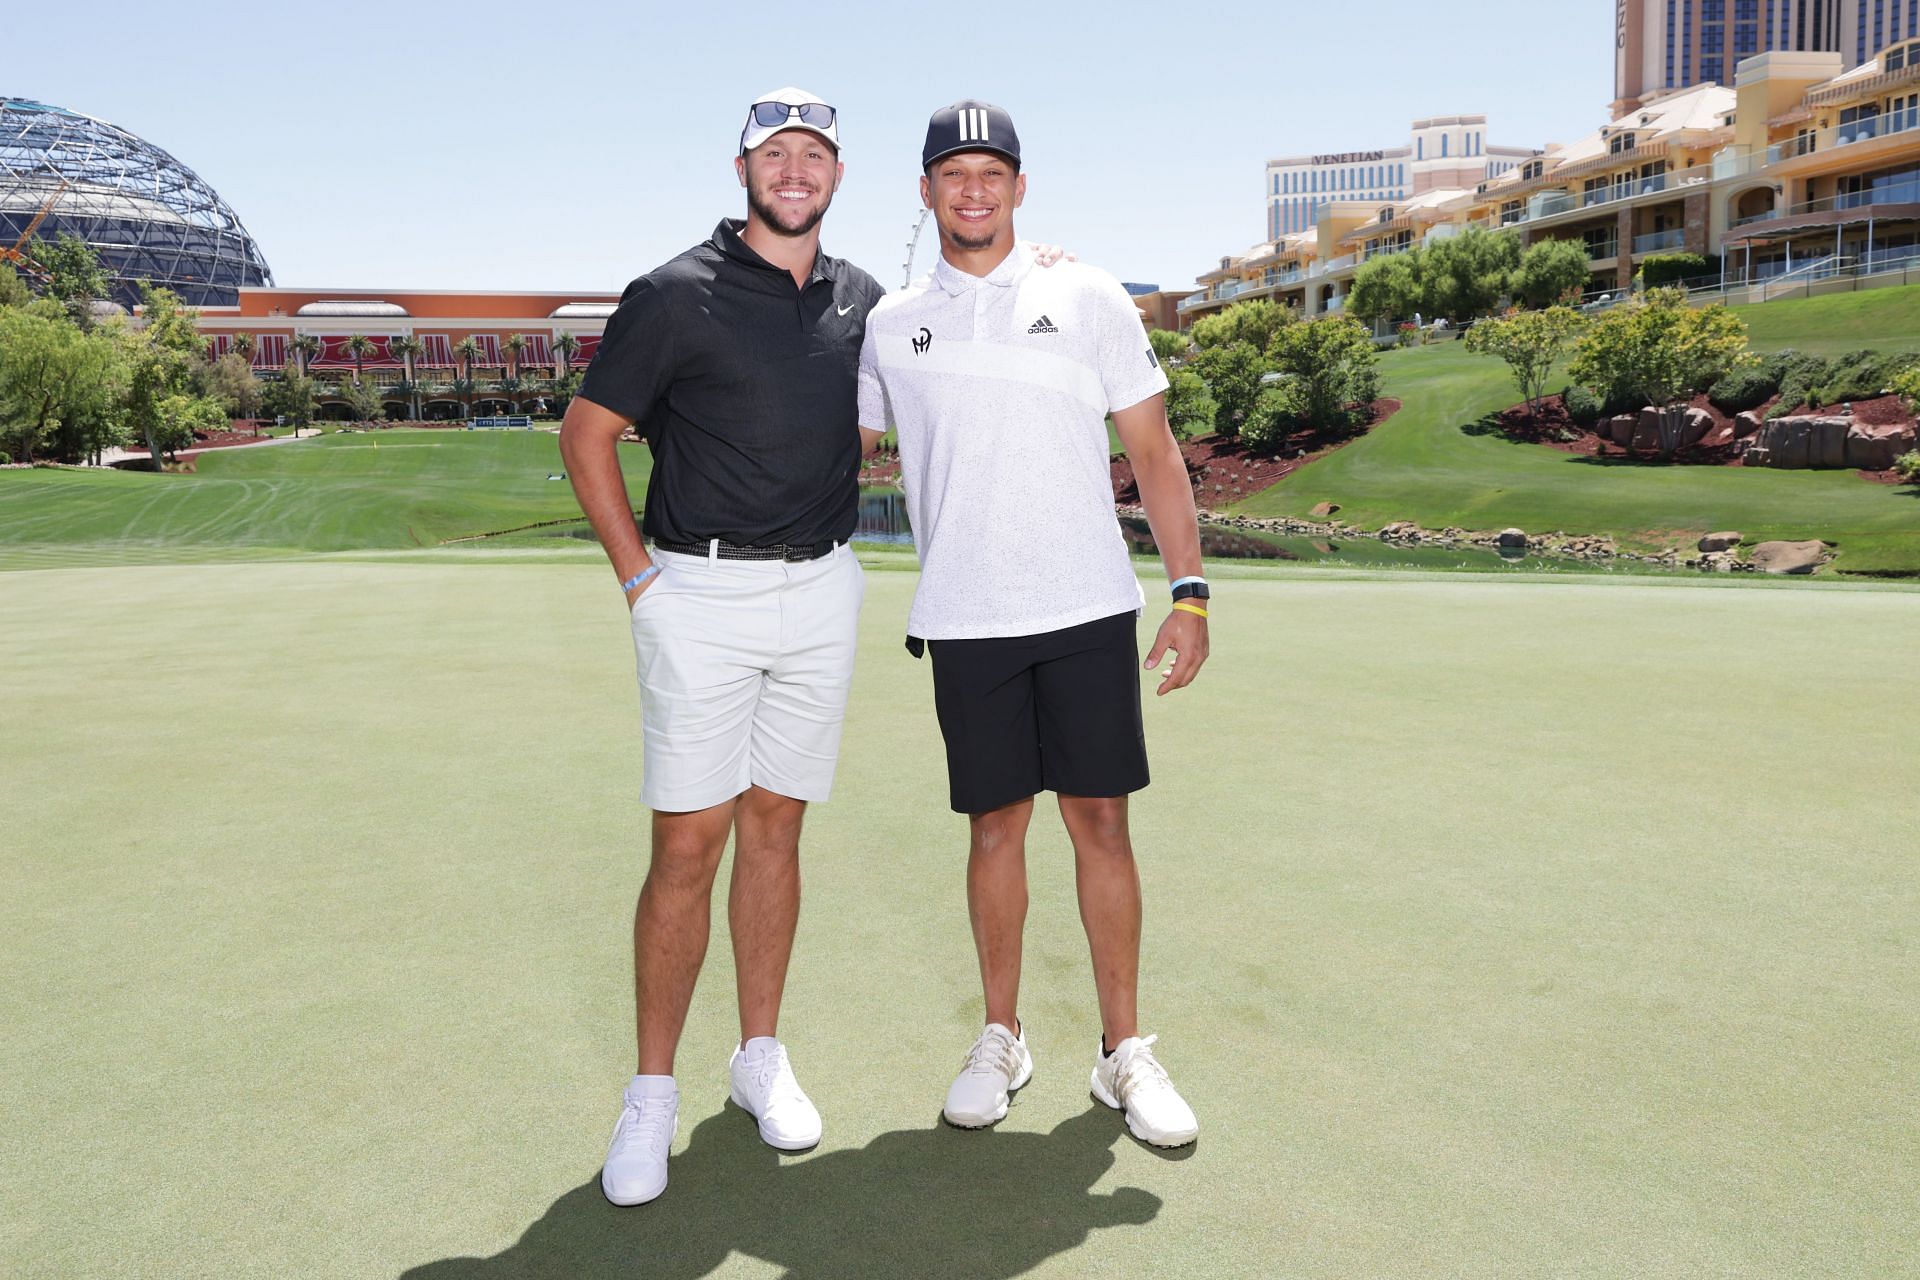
top-left (2, 560), bottom-right (1915, 1278)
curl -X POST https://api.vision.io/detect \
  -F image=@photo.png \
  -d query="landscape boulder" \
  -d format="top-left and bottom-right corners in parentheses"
top-left (1497, 528), bottom-right (1528, 549)
top-left (1733, 410), bottom-right (1765, 438)
top-left (1747, 416), bottom-right (1815, 468)
top-left (1844, 421), bottom-right (1918, 470)
top-left (1631, 407), bottom-right (1666, 453)
top-left (1811, 416), bottom-right (1851, 469)
top-left (1697, 531), bottom-right (1743, 553)
top-left (1604, 414), bottom-right (1637, 446)
top-left (1310, 501), bottom-right (1340, 517)
top-left (1748, 540), bottom-right (1827, 575)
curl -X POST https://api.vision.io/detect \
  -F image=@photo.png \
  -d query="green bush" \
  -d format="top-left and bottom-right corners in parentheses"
top-left (1766, 350), bottom-right (1831, 419)
top-left (1562, 385), bottom-right (1604, 427)
top-left (1639, 253), bottom-right (1709, 289)
top-left (1239, 385), bottom-right (1296, 450)
top-left (1708, 364), bottom-right (1780, 414)
top-left (1812, 348), bottom-right (1917, 405)
top-left (1894, 450), bottom-right (1920, 483)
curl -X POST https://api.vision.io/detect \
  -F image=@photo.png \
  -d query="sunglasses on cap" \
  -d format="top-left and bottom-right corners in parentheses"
top-left (749, 100), bottom-right (837, 129)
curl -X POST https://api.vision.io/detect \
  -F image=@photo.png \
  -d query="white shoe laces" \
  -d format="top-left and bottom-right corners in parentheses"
top-left (1112, 1034), bottom-right (1173, 1106)
top-left (748, 1045), bottom-right (809, 1108)
top-left (613, 1096), bottom-right (673, 1156)
top-left (962, 1026), bottom-right (1022, 1080)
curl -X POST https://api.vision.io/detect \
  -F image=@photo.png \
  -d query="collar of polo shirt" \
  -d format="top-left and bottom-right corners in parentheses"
top-left (714, 217), bottom-right (839, 287)
top-left (931, 242), bottom-right (1033, 296)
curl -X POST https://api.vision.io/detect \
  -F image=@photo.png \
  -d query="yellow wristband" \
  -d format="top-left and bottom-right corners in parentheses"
top-left (1172, 601), bottom-right (1209, 619)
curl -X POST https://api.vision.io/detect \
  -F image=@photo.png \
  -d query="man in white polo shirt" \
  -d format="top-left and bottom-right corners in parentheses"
top-left (856, 101), bottom-right (1211, 1147)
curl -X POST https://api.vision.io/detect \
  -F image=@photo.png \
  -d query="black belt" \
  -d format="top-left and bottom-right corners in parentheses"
top-left (653, 538), bottom-right (837, 562)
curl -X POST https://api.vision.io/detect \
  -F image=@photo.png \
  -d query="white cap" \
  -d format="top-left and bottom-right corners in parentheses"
top-left (739, 86), bottom-right (839, 155)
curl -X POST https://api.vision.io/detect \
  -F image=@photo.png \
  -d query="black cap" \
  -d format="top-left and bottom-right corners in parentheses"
top-left (922, 100), bottom-right (1020, 170)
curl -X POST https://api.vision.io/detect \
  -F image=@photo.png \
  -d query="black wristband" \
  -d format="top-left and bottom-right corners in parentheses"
top-left (1171, 581), bottom-right (1210, 602)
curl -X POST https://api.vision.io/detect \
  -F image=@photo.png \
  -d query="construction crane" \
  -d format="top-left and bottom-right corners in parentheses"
top-left (2, 178), bottom-right (70, 275)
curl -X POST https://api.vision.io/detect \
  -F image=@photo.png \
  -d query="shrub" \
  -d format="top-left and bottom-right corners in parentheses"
top-left (1812, 348), bottom-right (1917, 405)
top-left (1894, 450), bottom-right (1920, 482)
top-left (1163, 367), bottom-right (1216, 441)
top-left (1265, 315), bottom-right (1380, 430)
top-left (1563, 384), bottom-right (1604, 427)
top-left (1639, 252), bottom-right (1710, 289)
top-left (1890, 362), bottom-right (1920, 413)
top-left (1765, 349), bottom-right (1831, 419)
top-left (1190, 340), bottom-right (1272, 438)
top-left (1567, 287), bottom-right (1754, 410)
top-left (1708, 364), bottom-right (1780, 414)
top-left (1239, 385), bottom-right (1296, 450)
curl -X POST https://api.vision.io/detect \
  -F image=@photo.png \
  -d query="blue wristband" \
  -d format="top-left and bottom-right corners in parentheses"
top-left (620, 565), bottom-right (660, 594)
top-left (1170, 575), bottom-right (1208, 594)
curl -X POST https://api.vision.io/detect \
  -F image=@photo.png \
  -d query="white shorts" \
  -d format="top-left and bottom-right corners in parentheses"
top-left (629, 543), bottom-right (864, 812)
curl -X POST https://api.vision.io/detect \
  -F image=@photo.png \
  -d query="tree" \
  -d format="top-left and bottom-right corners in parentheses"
top-left (551, 370), bottom-right (583, 417)
top-left (452, 337), bottom-right (481, 419)
top-left (1147, 328), bottom-right (1190, 368)
top-left (344, 333), bottom-right (376, 384)
top-left (1163, 367), bottom-right (1216, 441)
top-left (291, 333), bottom-right (321, 377)
top-left (0, 263), bottom-right (32, 310)
top-left (1512, 239), bottom-right (1592, 310)
top-left (502, 333), bottom-right (526, 380)
top-left (340, 376), bottom-right (385, 423)
top-left (1464, 306), bottom-right (1586, 421)
top-left (262, 367), bottom-right (318, 431)
top-left (0, 303), bottom-right (121, 462)
top-left (554, 332), bottom-right (580, 376)
top-left (1263, 314), bottom-right (1381, 432)
top-left (1189, 299), bottom-right (1294, 353)
top-left (1567, 287), bottom-right (1754, 422)
top-left (198, 351), bottom-right (262, 421)
top-left (229, 331), bottom-right (256, 368)
top-left (32, 233), bottom-right (112, 328)
top-left (1422, 225), bottom-right (1522, 322)
top-left (1189, 340), bottom-right (1271, 438)
top-left (124, 284), bottom-right (224, 464)
top-left (1348, 251), bottom-right (1423, 325)
top-left (390, 335), bottom-right (425, 420)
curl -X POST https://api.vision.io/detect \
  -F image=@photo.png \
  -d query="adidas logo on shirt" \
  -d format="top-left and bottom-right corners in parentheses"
top-left (1026, 315), bottom-right (1060, 334)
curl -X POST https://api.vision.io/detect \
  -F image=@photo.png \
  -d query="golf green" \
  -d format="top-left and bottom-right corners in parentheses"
top-left (3, 559), bottom-right (1914, 1278)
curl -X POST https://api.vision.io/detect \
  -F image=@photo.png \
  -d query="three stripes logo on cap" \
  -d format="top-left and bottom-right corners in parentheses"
top-left (956, 107), bottom-right (992, 144)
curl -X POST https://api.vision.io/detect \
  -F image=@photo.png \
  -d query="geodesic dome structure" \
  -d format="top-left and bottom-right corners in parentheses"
top-left (1, 97), bottom-right (272, 308)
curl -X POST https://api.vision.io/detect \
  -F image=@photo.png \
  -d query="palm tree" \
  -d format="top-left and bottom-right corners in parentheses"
top-left (230, 331), bottom-right (256, 366)
top-left (502, 333), bottom-right (526, 381)
top-left (452, 337), bottom-right (481, 420)
top-left (291, 334), bottom-right (321, 378)
top-left (344, 333), bottom-right (375, 385)
top-left (554, 332), bottom-right (580, 377)
top-left (390, 335), bottom-right (425, 421)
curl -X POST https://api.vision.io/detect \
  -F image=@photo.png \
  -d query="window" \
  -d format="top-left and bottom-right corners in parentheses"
top-left (1417, 137), bottom-right (1424, 160)
top-left (1734, 0), bottom-right (1756, 18)
top-left (1583, 227), bottom-right (1618, 259)
top-left (1584, 176), bottom-right (1611, 206)
top-left (1735, 22), bottom-right (1758, 54)
top-left (1610, 131), bottom-right (1638, 155)
top-left (1522, 159), bottom-right (1544, 181)
top-left (1703, 0), bottom-right (1723, 18)
top-left (1441, 134), bottom-right (1449, 158)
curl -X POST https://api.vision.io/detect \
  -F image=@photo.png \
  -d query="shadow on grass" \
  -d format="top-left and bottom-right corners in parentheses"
top-left (400, 1103), bottom-right (1167, 1280)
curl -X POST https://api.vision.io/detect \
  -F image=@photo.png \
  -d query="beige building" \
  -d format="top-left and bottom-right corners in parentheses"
top-left (1266, 116), bottom-right (1536, 239)
top-left (1181, 32), bottom-right (1920, 327)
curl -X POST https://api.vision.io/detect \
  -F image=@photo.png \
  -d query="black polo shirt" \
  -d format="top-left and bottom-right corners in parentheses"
top-left (578, 218), bottom-right (886, 548)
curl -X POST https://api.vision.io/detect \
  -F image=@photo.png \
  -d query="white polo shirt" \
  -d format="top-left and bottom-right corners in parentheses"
top-left (856, 246), bottom-right (1169, 640)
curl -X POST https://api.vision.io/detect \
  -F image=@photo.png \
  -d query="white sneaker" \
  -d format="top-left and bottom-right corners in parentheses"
top-left (728, 1037), bottom-right (822, 1151)
top-left (942, 1022), bottom-right (1034, 1128)
top-left (601, 1077), bottom-right (678, 1206)
top-left (1090, 1034), bottom-right (1199, 1147)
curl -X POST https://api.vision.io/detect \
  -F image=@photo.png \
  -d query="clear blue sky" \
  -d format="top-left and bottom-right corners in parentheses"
top-left (15, 1), bottom-right (1612, 296)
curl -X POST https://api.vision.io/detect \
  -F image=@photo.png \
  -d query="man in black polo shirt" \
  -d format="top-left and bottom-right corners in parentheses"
top-left (560, 87), bottom-right (884, 1207)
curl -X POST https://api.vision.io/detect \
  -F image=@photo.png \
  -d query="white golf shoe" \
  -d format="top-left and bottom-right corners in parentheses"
top-left (1090, 1034), bottom-right (1199, 1148)
top-left (942, 1022), bottom-right (1033, 1128)
top-left (601, 1076), bottom-right (678, 1206)
top-left (728, 1037), bottom-right (823, 1151)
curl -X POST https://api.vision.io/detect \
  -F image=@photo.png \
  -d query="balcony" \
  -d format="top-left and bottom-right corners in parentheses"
top-left (1632, 228), bottom-right (1686, 254)
top-left (1767, 106), bottom-right (1920, 166)
top-left (1585, 239), bottom-right (1620, 262)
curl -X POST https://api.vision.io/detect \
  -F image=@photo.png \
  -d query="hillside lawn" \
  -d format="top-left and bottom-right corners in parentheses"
top-left (3, 559), bottom-right (1915, 1278)
top-left (1233, 287), bottom-right (1920, 571)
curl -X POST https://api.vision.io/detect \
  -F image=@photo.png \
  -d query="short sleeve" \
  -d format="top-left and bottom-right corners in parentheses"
top-left (576, 276), bottom-right (675, 423)
top-left (1092, 274), bottom-right (1170, 414)
top-left (856, 317), bottom-right (893, 434)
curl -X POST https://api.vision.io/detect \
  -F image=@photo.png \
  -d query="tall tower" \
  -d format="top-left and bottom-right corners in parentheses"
top-left (1611, 1), bottom-right (1903, 116)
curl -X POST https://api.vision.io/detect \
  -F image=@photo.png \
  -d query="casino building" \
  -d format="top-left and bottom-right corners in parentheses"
top-left (1266, 117), bottom-right (1539, 239)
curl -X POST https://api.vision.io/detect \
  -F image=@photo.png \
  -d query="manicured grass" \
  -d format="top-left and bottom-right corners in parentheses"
top-left (1730, 281), bottom-right (1920, 356)
top-left (1234, 335), bottom-right (1920, 570)
top-left (0, 430), bottom-right (651, 569)
top-left (2, 561), bottom-right (1914, 1278)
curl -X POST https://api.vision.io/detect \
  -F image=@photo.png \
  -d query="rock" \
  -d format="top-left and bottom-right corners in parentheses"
top-left (1604, 414), bottom-right (1637, 446)
top-left (1310, 501), bottom-right (1340, 517)
top-left (1748, 540), bottom-right (1826, 575)
top-left (1680, 407), bottom-right (1715, 449)
top-left (1749, 416), bottom-right (1814, 468)
top-left (1698, 531), bottom-right (1743, 552)
top-left (1844, 421), bottom-right (1918, 470)
top-left (1733, 410), bottom-right (1766, 438)
top-left (1632, 407), bottom-right (1665, 453)
top-left (1811, 416), bottom-right (1851, 469)
top-left (1497, 528), bottom-right (1528, 549)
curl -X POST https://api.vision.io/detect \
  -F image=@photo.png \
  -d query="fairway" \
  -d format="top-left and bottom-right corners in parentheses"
top-left (3, 559), bottom-right (1915, 1278)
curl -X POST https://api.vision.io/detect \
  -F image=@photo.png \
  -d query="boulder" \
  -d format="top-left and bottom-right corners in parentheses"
top-left (1749, 416), bottom-right (1814, 468)
top-left (1632, 407), bottom-right (1665, 453)
top-left (1811, 416), bottom-right (1851, 469)
top-left (1844, 421), bottom-right (1918, 470)
top-left (1680, 407), bottom-right (1715, 449)
top-left (1748, 540), bottom-right (1826, 575)
top-left (1733, 410), bottom-right (1765, 438)
top-left (1697, 531), bottom-right (1743, 552)
top-left (1497, 528), bottom-right (1528, 549)
top-left (1605, 414), bottom-right (1637, 446)
top-left (1310, 501), bottom-right (1340, 517)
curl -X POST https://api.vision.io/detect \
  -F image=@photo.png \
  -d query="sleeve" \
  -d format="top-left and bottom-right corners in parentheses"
top-left (575, 275), bottom-right (675, 424)
top-left (1092, 273), bottom-right (1170, 414)
top-left (856, 314), bottom-right (893, 434)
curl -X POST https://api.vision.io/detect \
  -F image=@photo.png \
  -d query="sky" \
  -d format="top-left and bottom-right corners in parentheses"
top-left (13, 1), bottom-right (1612, 297)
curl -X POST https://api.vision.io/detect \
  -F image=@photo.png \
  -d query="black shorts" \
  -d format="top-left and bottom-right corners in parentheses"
top-left (925, 611), bottom-right (1150, 815)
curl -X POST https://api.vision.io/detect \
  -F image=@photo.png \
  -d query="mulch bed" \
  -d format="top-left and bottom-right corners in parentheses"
top-left (1110, 398), bottom-right (1401, 506)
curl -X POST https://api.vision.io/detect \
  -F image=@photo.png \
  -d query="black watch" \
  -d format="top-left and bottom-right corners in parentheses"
top-left (1171, 581), bottom-right (1210, 603)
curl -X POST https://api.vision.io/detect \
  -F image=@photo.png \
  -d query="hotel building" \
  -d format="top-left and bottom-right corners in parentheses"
top-left (1267, 116), bottom-right (1536, 238)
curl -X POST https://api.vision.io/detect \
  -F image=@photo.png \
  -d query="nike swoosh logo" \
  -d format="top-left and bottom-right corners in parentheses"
top-left (837, 304), bottom-right (857, 316)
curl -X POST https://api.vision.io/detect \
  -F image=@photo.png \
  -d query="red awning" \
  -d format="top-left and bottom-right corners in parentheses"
top-left (420, 335), bottom-right (455, 368)
top-left (254, 334), bottom-right (288, 369)
top-left (519, 334), bottom-right (552, 367)
top-left (473, 334), bottom-right (503, 365)
top-left (310, 335), bottom-right (401, 368)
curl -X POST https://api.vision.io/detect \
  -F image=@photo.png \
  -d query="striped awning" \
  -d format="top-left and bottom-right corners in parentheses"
top-left (254, 334), bottom-right (288, 369)
top-left (420, 335), bottom-right (455, 368)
